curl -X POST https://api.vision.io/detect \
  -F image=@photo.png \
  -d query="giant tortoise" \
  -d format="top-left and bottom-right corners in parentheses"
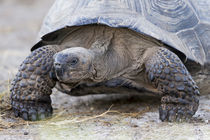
top-left (10, 0), bottom-right (210, 121)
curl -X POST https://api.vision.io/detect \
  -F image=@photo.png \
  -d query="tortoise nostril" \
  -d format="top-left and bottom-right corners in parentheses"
top-left (54, 62), bottom-right (62, 68)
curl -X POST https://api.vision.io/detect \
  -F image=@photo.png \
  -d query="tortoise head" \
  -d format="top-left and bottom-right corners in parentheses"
top-left (53, 47), bottom-right (94, 83)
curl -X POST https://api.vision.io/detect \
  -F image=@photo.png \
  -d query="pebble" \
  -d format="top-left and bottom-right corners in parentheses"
top-left (24, 132), bottom-right (29, 135)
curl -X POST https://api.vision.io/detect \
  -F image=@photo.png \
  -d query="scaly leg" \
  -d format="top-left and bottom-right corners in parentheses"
top-left (10, 45), bottom-right (61, 121)
top-left (144, 47), bottom-right (199, 122)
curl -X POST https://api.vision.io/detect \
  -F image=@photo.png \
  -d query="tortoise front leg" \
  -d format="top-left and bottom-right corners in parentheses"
top-left (144, 47), bottom-right (199, 122)
top-left (10, 45), bottom-right (60, 121)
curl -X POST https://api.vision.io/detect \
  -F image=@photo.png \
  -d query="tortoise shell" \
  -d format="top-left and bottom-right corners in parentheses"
top-left (32, 0), bottom-right (210, 65)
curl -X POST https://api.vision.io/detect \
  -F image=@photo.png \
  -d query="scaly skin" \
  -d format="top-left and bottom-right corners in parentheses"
top-left (10, 45), bottom-right (61, 121)
top-left (144, 47), bottom-right (199, 122)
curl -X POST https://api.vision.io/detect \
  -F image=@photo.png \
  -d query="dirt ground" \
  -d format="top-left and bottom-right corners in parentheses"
top-left (0, 0), bottom-right (209, 140)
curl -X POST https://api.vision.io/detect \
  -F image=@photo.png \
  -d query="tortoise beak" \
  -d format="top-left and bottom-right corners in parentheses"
top-left (54, 62), bottom-right (65, 79)
top-left (53, 53), bottom-right (69, 81)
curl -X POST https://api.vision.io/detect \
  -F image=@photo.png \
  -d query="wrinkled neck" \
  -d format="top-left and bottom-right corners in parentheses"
top-left (89, 45), bottom-right (131, 82)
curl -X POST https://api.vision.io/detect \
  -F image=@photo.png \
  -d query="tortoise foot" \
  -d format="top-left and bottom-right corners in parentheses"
top-left (159, 98), bottom-right (199, 122)
top-left (12, 100), bottom-right (52, 121)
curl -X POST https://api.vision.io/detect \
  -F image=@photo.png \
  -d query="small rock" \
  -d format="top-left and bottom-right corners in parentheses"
top-left (24, 132), bottom-right (29, 135)
top-left (131, 124), bottom-right (139, 127)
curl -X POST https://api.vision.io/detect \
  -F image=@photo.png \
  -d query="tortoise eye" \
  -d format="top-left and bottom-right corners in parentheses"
top-left (70, 57), bottom-right (79, 66)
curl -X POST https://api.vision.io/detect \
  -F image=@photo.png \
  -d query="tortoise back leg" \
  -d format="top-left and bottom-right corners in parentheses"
top-left (144, 47), bottom-right (199, 122)
top-left (10, 45), bottom-right (61, 121)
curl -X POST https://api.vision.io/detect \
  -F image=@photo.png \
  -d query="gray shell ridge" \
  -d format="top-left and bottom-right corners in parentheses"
top-left (33, 0), bottom-right (210, 65)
